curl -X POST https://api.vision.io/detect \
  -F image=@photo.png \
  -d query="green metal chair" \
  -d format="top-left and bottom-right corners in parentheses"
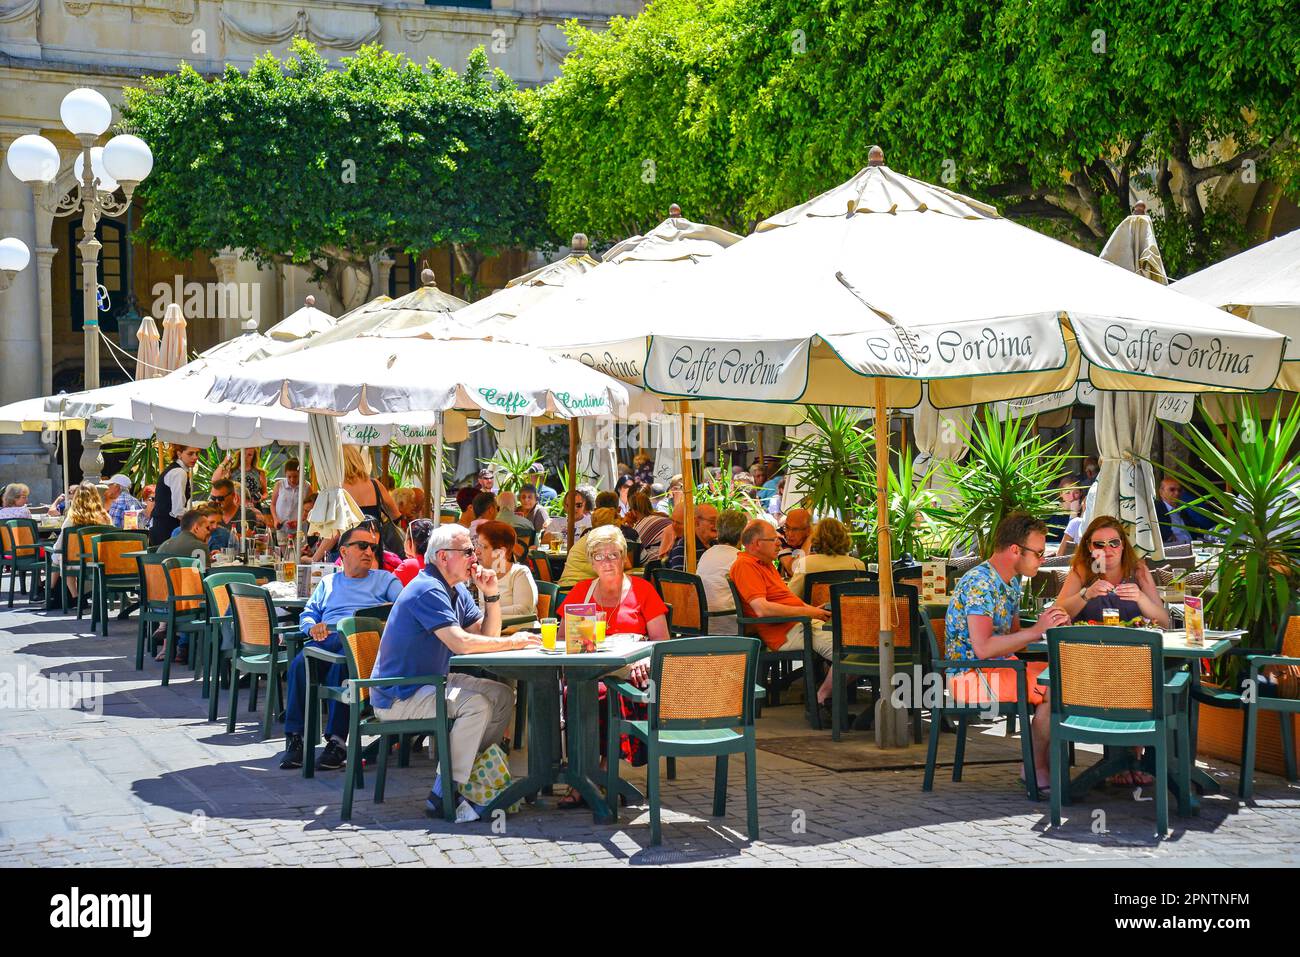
top-left (87, 532), bottom-right (148, 636)
top-left (650, 567), bottom-right (735, 638)
top-left (606, 636), bottom-right (762, 845)
top-left (1240, 617), bottom-right (1300, 799)
top-left (827, 581), bottom-right (924, 742)
top-left (2, 519), bottom-right (47, 607)
top-left (727, 578), bottom-right (819, 727)
top-left (797, 569), bottom-right (867, 607)
top-left (134, 554), bottom-right (207, 684)
top-left (225, 582), bottom-right (296, 740)
top-left (1045, 625), bottom-right (1190, 838)
top-left (921, 614), bottom-right (1043, 801)
top-left (327, 616), bottom-right (456, 822)
top-left (1191, 602), bottom-right (1300, 798)
top-left (201, 572), bottom-right (257, 717)
top-left (71, 524), bottom-right (117, 620)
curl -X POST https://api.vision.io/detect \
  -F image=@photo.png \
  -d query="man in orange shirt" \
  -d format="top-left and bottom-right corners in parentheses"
top-left (729, 519), bottom-right (835, 709)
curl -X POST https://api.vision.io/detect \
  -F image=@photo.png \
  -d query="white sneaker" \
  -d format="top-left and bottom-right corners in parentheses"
top-left (454, 798), bottom-right (481, 824)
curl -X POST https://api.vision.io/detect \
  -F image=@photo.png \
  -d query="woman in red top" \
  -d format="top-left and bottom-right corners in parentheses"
top-left (393, 518), bottom-right (435, 587)
top-left (557, 524), bottom-right (669, 808)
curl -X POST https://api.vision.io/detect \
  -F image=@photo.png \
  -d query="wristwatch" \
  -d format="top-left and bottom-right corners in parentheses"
top-left (484, 594), bottom-right (500, 604)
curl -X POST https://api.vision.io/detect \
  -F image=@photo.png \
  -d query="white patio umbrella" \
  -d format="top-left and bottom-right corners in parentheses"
top-left (519, 152), bottom-right (1288, 746)
top-left (265, 295), bottom-right (337, 342)
top-left (1086, 211), bottom-right (1169, 557)
top-left (1171, 226), bottom-right (1300, 391)
top-left (135, 314), bottom-right (163, 380)
top-left (159, 302), bottom-right (188, 372)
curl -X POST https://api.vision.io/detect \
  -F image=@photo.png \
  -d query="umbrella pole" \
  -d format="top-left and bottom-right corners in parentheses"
top-left (756, 429), bottom-right (764, 477)
top-left (422, 444), bottom-right (433, 519)
top-left (239, 448), bottom-right (247, 559)
top-left (60, 409), bottom-right (69, 502)
top-left (432, 412), bottom-right (444, 520)
top-left (295, 441), bottom-right (305, 559)
top-left (873, 379), bottom-right (902, 749)
top-left (681, 404), bottom-right (696, 573)
top-left (567, 419), bottom-right (578, 548)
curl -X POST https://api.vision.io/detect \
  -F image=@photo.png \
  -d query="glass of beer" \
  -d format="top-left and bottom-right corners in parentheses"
top-left (540, 617), bottom-right (558, 651)
top-left (1102, 607), bottom-right (1121, 626)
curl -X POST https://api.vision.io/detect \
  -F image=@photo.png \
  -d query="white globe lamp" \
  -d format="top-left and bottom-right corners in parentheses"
top-left (60, 88), bottom-right (113, 138)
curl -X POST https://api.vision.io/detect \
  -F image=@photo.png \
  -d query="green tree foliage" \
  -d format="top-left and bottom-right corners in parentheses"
top-left (532, 0), bottom-right (1299, 273)
top-left (123, 40), bottom-right (550, 304)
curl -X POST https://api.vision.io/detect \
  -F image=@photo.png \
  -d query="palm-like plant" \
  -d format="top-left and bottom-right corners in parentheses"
top-left (481, 448), bottom-right (544, 494)
top-left (546, 465), bottom-right (574, 518)
top-left (1160, 397), bottom-right (1300, 666)
top-left (781, 406), bottom-right (876, 529)
top-left (940, 408), bottom-right (1074, 559)
top-left (859, 445), bottom-right (950, 561)
top-left (695, 455), bottom-right (765, 518)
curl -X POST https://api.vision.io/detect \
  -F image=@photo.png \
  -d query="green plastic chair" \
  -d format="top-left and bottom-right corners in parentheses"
top-left (87, 531), bottom-right (148, 636)
top-left (65, 524), bottom-right (116, 619)
top-left (1191, 602), bottom-right (1300, 798)
top-left (2, 519), bottom-right (47, 607)
top-left (201, 572), bottom-right (257, 717)
top-left (727, 578), bottom-right (819, 727)
top-left (649, 567), bottom-right (736, 638)
top-left (921, 615), bottom-right (1043, 801)
top-left (827, 581), bottom-right (923, 742)
top-left (327, 616), bottom-right (455, 822)
top-left (606, 636), bottom-right (762, 845)
top-left (1045, 626), bottom-right (1190, 838)
top-left (134, 554), bottom-right (207, 684)
top-left (1240, 619), bottom-right (1300, 799)
top-left (225, 582), bottom-right (295, 739)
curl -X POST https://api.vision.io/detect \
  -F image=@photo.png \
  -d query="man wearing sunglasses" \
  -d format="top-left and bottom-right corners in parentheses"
top-left (944, 512), bottom-right (1070, 795)
top-left (370, 524), bottom-right (540, 823)
top-left (280, 521), bottom-right (403, 772)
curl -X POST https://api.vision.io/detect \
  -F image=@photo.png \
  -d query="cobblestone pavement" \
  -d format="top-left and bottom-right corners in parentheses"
top-left (2, 605), bottom-right (1298, 867)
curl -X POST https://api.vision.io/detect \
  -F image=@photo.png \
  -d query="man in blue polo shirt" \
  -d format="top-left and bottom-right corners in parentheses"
top-left (370, 523), bottom-right (539, 823)
top-left (279, 520), bottom-right (403, 772)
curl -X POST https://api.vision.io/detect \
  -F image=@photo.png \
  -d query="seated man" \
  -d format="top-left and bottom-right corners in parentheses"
top-left (944, 512), bottom-right (1069, 793)
top-left (516, 483), bottom-right (550, 534)
top-left (105, 474), bottom-right (144, 528)
top-left (730, 519), bottom-right (835, 708)
top-left (279, 521), bottom-right (403, 772)
top-left (666, 503), bottom-right (718, 570)
top-left (696, 510), bottom-right (746, 634)
top-left (545, 488), bottom-right (593, 543)
top-left (156, 505), bottom-right (219, 563)
top-left (777, 508), bottom-right (812, 577)
top-left (207, 478), bottom-right (263, 551)
top-left (369, 524), bottom-right (539, 823)
top-left (467, 491), bottom-right (498, 535)
top-left (1155, 476), bottom-right (1194, 546)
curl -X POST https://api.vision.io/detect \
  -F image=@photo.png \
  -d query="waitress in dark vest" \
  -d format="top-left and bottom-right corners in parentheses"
top-left (150, 445), bottom-right (201, 546)
top-left (1054, 514), bottom-right (1170, 787)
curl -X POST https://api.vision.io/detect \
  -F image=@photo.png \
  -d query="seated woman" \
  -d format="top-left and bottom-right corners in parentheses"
top-left (211, 447), bottom-right (269, 511)
top-left (558, 507), bottom-right (627, 586)
top-left (1053, 514), bottom-right (1171, 787)
top-left (787, 517), bottom-right (867, 601)
top-left (556, 524), bottom-right (670, 808)
top-left (474, 520), bottom-right (538, 622)
top-left (50, 483), bottom-right (112, 600)
top-left (394, 518), bottom-right (436, 586)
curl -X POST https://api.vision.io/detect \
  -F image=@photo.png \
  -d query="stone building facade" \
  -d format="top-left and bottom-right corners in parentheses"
top-left (0, 0), bottom-right (641, 496)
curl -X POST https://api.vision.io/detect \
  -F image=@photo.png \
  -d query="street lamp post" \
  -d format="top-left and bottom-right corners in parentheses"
top-left (4, 88), bottom-right (153, 484)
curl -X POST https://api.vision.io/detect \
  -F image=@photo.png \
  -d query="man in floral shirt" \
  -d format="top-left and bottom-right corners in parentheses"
top-left (944, 512), bottom-right (1069, 794)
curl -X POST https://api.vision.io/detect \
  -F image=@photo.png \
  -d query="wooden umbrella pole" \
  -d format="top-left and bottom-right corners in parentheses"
top-left (756, 428), bottom-right (764, 477)
top-left (422, 444), bottom-right (433, 519)
top-left (567, 418), bottom-right (579, 548)
top-left (873, 379), bottom-right (902, 748)
top-left (433, 411), bottom-right (444, 518)
top-left (239, 448), bottom-right (247, 559)
top-left (681, 404), bottom-right (696, 573)
top-left (380, 444), bottom-right (390, 486)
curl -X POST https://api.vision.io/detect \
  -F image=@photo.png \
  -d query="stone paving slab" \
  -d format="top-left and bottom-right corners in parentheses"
top-left (2, 603), bottom-right (1299, 867)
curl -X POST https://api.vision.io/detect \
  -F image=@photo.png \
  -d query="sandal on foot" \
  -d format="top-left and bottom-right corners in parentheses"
top-left (557, 789), bottom-right (587, 810)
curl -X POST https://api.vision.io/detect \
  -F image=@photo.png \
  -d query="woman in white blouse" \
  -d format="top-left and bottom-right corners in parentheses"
top-left (474, 520), bottom-right (538, 621)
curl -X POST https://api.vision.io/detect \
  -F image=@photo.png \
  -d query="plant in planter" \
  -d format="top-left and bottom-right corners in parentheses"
top-left (481, 447), bottom-right (544, 494)
top-left (781, 406), bottom-right (876, 532)
top-left (695, 455), bottom-right (765, 518)
top-left (939, 408), bottom-right (1074, 559)
top-left (1159, 396), bottom-right (1300, 685)
top-left (858, 444), bottom-right (950, 562)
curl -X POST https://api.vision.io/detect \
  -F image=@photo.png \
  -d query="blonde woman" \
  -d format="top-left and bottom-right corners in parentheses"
top-left (787, 517), bottom-right (866, 601)
top-left (212, 447), bottom-right (268, 507)
top-left (51, 484), bottom-right (112, 598)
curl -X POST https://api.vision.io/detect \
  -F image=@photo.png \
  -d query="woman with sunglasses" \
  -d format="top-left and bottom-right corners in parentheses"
top-left (1054, 515), bottom-right (1169, 787)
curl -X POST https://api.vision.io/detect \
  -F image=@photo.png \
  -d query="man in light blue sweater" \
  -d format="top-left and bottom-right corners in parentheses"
top-left (279, 521), bottom-right (402, 771)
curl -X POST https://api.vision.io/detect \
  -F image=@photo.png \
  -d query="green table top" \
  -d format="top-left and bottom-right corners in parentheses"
top-left (1027, 629), bottom-right (1244, 660)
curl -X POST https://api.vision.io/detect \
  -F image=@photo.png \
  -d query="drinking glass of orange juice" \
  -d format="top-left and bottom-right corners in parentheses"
top-left (594, 611), bottom-right (607, 646)
top-left (540, 617), bottom-right (558, 651)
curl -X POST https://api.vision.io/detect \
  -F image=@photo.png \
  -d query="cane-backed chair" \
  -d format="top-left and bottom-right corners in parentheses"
top-left (87, 532), bottom-right (147, 635)
top-left (201, 572), bottom-right (257, 718)
top-left (2, 519), bottom-right (46, 607)
top-left (72, 524), bottom-right (118, 620)
top-left (727, 578), bottom-right (819, 727)
top-left (1046, 626), bottom-right (1191, 838)
top-left (606, 636), bottom-right (761, 844)
top-left (134, 554), bottom-right (206, 684)
top-left (827, 581), bottom-right (923, 742)
top-left (225, 582), bottom-right (295, 739)
top-left (650, 568), bottom-right (735, 638)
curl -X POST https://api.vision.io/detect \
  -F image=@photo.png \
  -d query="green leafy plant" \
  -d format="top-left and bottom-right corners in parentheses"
top-left (482, 447), bottom-right (545, 494)
top-left (99, 437), bottom-right (164, 490)
top-left (940, 408), bottom-right (1074, 559)
top-left (694, 455), bottom-right (765, 518)
top-left (546, 465), bottom-right (574, 518)
top-left (781, 407), bottom-right (876, 531)
top-left (1159, 397), bottom-right (1300, 685)
top-left (860, 445), bottom-right (950, 562)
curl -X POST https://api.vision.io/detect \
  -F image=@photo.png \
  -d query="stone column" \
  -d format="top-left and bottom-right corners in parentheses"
top-left (0, 125), bottom-right (53, 497)
top-left (210, 247), bottom-right (240, 341)
top-left (373, 253), bottom-right (394, 300)
top-left (35, 244), bottom-right (56, 395)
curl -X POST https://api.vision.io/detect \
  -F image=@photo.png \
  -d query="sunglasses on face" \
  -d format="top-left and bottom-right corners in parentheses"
top-left (343, 540), bottom-right (381, 554)
top-left (211, 495), bottom-right (227, 503)
top-left (1018, 543), bottom-right (1046, 558)
top-left (1091, 538), bottom-right (1123, 550)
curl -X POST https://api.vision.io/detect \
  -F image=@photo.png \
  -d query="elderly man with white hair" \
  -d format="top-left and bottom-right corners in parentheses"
top-left (369, 523), bottom-right (540, 823)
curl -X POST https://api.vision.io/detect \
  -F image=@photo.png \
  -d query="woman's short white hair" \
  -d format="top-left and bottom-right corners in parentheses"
top-left (2, 483), bottom-right (28, 506)
top-left (425, 523), bottom-right (470, 564)
top-left (586, 523), bottom-right (627, 558)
